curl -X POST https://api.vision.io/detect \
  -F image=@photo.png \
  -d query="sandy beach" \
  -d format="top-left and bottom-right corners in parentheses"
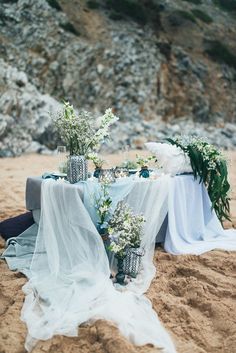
top-left (0, 151), bottom-right (236, 353)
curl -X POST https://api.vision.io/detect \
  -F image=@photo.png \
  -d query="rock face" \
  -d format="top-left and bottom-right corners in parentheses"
top-left (0, 59), bottom-right (60, 156)
top-left (0, 0), bottom-right (236, 156)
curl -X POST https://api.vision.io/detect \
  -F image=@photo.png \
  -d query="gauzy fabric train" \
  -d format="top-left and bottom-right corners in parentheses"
top-left (21, 180), bottom-right (176, 352)
top-left (82, 176), bottom-right (170, 293)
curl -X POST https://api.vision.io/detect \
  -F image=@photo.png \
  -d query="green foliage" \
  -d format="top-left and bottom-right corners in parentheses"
top-left (205, 40), bottom-right (236, 70)
top-left (104, 0), bottom-right (162, 28)
top-left (166, 138), bottom-right (231, 224)
top-left (136, 154), bottom-right (156, 168)
top-left (109, 11), bottom-right (125, 21)
top-left (88, 153), bottom-right (105, 168)
top-left (1, 0), bottom-right (19, 3)
top-left (46, 0), bottom-right (62, 11)
top-left (191, 9), bottom-right (213, 23)
top-left (173, 10), bottom-right (196, 23)
top-left (120, 160), bottom-right (138, 170)
top-left (182, 0), bottom-right (202, 4)
top-left (87, 0), bottom-right (100, 9)
top-left (60, 22), bottom-right (80, 36)
top-left (213, 0), bottom-right (236, 12)
top-left (94, 183), bottom-right (113, 227)
top-left (105, 0), bottom-right (148, 24)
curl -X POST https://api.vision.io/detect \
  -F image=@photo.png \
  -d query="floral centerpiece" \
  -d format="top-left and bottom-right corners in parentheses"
top-left (88, 152), bottom-right (105, 178)
top-left (120, 160), bottom-right (138, 170)
top-left (54, 102), bottom-right (118, 183)
top-left (116, 160), bottom-right (138, 176)
top-left (166, 136), bottom-right (231, 224)
top-left (136, 154), bottom-right (156, 178)
top-left (108, 201), bottom-right (145, 284)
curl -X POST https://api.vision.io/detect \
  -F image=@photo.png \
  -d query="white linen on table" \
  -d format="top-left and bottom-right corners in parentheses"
top-left (21, 180), bottom-right (176, 353)
top-left (164, 175), bottom-right (236, 255)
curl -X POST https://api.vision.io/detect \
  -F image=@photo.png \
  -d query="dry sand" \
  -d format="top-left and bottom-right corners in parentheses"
top-left (0, 151), bottom-right (236, 353)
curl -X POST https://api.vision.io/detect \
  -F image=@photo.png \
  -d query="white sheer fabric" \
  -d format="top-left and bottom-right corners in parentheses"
top-left (21, 180), bottom-right (176, 353)
top-left (82, 177), bottom-right (170, 293)
top-left (164, 176), bottom-right (236, 254)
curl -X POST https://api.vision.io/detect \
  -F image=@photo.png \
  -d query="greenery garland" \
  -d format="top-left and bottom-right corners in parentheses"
top-left (166, 137), bottom-right (231, 224)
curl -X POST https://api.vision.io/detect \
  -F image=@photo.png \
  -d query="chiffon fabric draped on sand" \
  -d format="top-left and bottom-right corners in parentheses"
top-left (21, 179), bottom-right (176, 353)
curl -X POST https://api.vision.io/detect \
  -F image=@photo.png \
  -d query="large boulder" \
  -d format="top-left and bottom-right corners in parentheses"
top-left (0, 60), bottom-right (60, 157)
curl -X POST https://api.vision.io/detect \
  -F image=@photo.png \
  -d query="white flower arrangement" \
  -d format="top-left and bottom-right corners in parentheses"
top-left (54, 102), bottom-right (118, 156)
top-left (172, 136), bottom-right (225, 171)
top-left (136, 154), bottom-right (156, 168)
top-left (94, 183), bottom-right (112, 230)
top-left (108, 201), bottom-right (145, 258)
top-left (167, 135), bottom-right (230, 223)
top-left (88, 152), bottom-right (105, 169)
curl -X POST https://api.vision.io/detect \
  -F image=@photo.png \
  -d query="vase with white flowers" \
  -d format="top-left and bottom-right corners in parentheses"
top-left (94, 182), bottom-right (112, 241)
top-left (88, 153), bottom-right (105, 178)
top-left (54, 102), bottom-right (118, 183)
top-left (108, 201), bottom-right (145, 284)
top-left (136, 155), bottom-right (156, 178)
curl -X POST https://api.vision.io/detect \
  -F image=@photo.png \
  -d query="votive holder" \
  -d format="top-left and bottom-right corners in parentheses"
top-left (114, 167), bottom-right (129, 179)
top-left (98, 168), bottom-right (116, 184)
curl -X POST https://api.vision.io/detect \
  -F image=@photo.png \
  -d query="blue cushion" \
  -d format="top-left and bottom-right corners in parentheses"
top-left (0, 212), bottom-right (34, 240)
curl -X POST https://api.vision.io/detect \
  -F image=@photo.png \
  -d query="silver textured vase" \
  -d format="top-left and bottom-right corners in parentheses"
top-left (67, 155), bottom-right (88, 183)
top-left (123, 247), bottom-right (144, 278)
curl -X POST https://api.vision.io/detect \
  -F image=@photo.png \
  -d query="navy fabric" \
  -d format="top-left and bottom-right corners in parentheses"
top-left (0, 212), bottom-right (34, 240)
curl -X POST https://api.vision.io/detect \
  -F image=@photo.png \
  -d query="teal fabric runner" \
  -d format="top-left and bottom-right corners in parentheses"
top-left (2, 224), bottom-right (38, 275)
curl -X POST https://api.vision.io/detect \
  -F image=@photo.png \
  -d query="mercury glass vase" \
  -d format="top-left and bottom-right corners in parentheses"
top-left (98, 169), bottom-right (116, 184)
top-left (123, 247), bottom-right (144, 278)
top-left (67, 155), bottom-right (88, 184)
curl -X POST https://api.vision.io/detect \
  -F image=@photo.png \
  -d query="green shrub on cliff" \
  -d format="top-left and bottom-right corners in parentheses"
top-left (105, 0), bottom-right (148, 24)
top-left (182, 0), bottom-right (202, 4)
top-left (213, 0), bottom-right (236, 12)
top-left (46, 0), bottom-right (62, 11)
top-left (87, 0), bottom-right (100, 9)
top-left (173, 10), bottom-right (196, 23)
top-left (205, 40), bottom-right (236, 69)
top-left (60, 22), bottom-right (80, 36)
top-left (191, 9), bottom-right (213, 23)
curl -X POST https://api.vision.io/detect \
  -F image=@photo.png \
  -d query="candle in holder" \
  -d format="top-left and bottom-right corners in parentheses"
top-left (99, 169), bottom-right (116, 184)
top-left (114, 167), bottom-right (129, 179)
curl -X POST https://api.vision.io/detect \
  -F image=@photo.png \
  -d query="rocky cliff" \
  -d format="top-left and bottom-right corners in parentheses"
top-left (0, 0), bottom-right (236, 156)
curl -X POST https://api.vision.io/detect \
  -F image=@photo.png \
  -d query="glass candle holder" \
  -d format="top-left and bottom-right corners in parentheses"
top-left (57, 146), bottom-right (67, 173)
top-left (98, 169), bottom-right (116, 184)
top-left (114, 167), bottom-right (129, 179)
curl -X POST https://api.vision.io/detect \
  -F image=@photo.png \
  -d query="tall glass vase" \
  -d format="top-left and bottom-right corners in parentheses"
top-left (67, 155), bottom-right (88, 183)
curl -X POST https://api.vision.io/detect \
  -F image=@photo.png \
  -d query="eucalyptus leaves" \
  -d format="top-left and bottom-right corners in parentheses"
top-left (54, 102), bottom-right (118, 156)
top-left (167, 136), bottom-right (231, 224)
